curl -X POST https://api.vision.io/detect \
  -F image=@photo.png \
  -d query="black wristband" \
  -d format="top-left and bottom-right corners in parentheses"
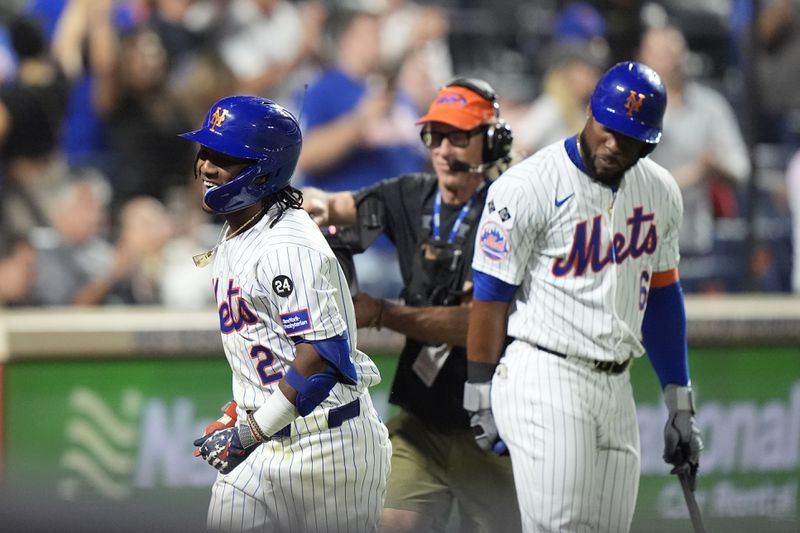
top-left (467, 360), bottom-right (497, 383)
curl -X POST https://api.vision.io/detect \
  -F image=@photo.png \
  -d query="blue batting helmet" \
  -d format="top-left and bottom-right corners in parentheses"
top-left (179, 95), bottom-right (302, 214)
top-left (590, 61), bottom-right (666, 151)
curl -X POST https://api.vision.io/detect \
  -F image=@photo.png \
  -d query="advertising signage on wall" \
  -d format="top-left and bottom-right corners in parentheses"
top-left (1, 348), bottom-right (798, 532)
top-left (631, 348), bottom-right (800, 532)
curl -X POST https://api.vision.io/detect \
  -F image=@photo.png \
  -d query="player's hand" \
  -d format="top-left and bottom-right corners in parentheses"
top-left (193, 424), bottom-right (258, 475)
top-left (353, 292), bottom-right (385, 329)
top-left (301, 187), bottom-right (329, 225)
top-left (463, 381), bottom-right (508, 456)
top-left (468, 408), bottom-right (508, 456)
top-left (195, 401), bottom-right (238, 457)
top-left (663, 385), bottom-right (703, 489)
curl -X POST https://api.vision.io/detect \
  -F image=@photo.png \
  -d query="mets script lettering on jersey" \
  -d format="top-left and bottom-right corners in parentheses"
top-left (214, 277), bottom-right (257, 334)
top-left (552, 206), bottom-right (657, 276)
top-left (209, 106), bottom-right (230, 131)
top-left (624, 90), bottom-right (645, 117)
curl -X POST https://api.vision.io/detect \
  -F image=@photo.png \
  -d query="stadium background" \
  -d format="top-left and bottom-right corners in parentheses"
top-left (1, 0), bottom-right (799, 532)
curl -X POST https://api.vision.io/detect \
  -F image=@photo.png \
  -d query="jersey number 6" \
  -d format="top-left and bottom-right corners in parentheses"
top-left (639, 270), bottom-right (650, 310)
top-left (250, 345), bottom-right (284, 385)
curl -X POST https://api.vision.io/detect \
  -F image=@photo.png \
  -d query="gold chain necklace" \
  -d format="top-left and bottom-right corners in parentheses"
top-left (192, 207), bottom-right (266, 268)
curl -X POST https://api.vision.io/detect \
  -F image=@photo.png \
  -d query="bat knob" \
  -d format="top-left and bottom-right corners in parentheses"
top-left (670, 463), bottom-right (690, 476)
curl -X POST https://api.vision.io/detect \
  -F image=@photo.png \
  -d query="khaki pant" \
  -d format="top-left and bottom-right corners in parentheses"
top-left (384, 410), bottom-right (521, 533)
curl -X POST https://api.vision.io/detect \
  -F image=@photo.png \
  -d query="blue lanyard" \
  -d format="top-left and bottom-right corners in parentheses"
top-left (431, 181), bottom-right (487, 244)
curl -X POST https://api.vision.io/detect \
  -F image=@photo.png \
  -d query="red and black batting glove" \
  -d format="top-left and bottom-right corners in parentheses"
top-left (194, 401), bottom-right (238, 457)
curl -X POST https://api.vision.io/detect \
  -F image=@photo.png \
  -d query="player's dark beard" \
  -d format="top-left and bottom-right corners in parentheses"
top-left (578, 131), bottom-right (637, 189)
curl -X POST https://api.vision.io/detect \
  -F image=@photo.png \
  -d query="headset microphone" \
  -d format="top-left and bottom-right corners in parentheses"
top-left (447, 158), bottom-right (497, 173)
top-left (447, 158), bottom-right (474, 173)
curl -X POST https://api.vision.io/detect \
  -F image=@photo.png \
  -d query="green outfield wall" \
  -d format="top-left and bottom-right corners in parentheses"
top-left (0, 300), bottom-right (798, 531)
top-left (2, 346), bottom-right (799, 532)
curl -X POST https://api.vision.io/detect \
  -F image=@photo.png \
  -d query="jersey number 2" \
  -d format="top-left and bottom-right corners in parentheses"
top-left (250, 345), bottom-right (283, 385)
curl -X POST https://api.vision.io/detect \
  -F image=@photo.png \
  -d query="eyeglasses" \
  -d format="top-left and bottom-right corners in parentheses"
top-left (420, 126), bottom-right (485, 149)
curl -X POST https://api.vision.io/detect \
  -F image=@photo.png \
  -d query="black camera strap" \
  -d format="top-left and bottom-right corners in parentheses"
top-left (405, 179), bottom-right (488, 307)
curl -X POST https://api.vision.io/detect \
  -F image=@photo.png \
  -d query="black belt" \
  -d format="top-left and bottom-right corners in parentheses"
top-left (536, 344), bottom-right (631, 375)
top-left (273, 398), bottom-right (361, 438)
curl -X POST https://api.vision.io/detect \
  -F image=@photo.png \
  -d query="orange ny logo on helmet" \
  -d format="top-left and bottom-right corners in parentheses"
top-left (209, 107), bottom-right (230, 132)
top-left (624, 90), bottom-right (646, 117)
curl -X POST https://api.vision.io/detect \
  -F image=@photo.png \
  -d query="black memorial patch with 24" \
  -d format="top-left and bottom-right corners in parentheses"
top-left (272, 275), bottom-right (294, 297)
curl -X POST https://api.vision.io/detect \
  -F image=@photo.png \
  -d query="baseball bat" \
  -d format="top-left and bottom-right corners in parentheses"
top-left (675, 467), bottom-right (706, 533)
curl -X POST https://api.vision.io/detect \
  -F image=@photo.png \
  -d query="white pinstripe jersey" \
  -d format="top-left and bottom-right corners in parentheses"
top-left (473, 138), bottom-right (683, 363)
top-left (211, 205), bottom-right (381, 415)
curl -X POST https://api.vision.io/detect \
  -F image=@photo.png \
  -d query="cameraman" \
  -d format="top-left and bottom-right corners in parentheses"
top-left (303, 79), bottom-right (520, 533)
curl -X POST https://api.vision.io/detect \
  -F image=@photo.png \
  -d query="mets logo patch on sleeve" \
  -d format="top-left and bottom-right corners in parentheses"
top-left (280, 309), bottom-right (313, 334)
top-left (479, 222), bottom-right (511, 261)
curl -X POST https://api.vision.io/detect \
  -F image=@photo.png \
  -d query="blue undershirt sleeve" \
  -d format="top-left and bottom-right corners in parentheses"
top-left (641, 281), bottom-right (690, 388)
top-left (473, 270), bottom-right (518, 302)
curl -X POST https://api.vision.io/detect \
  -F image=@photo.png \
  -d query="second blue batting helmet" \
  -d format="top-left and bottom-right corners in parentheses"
top-left (590, 61), bottom-right (666, 151)
top-left (179, 95), bottom-right (302, 214)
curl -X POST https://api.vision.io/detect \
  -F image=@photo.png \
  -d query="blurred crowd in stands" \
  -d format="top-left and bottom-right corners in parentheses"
top-left (0, 0), bottom-right (798, 308)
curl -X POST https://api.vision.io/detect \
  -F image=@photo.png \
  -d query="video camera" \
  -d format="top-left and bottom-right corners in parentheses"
top-left (320, 196), bottom-right (384, 295)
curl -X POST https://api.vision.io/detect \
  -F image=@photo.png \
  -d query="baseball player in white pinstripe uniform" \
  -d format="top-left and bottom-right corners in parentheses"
top-left (183, 95), bottom-right (391, 533)
top-left (464, 62), bottom-right (704, 532)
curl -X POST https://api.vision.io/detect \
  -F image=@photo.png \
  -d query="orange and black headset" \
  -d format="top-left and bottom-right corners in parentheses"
top-left (445, 77), bottom-right (514, 167)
